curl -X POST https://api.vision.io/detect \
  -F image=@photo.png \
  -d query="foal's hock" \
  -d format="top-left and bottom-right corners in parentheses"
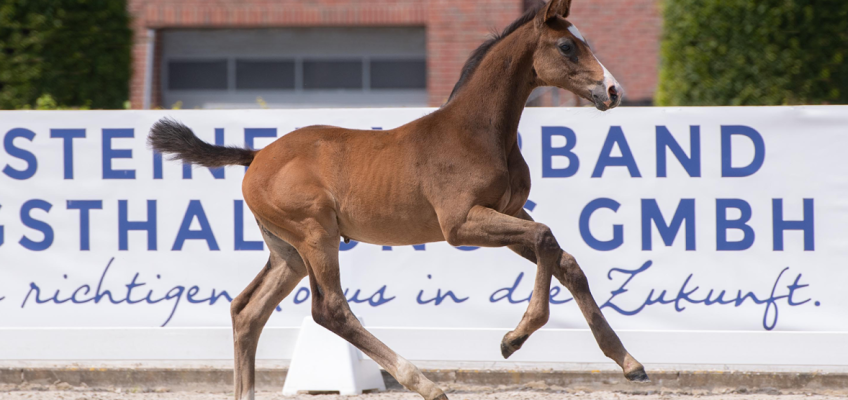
top-left (149, 1), bottom-right (645, 399)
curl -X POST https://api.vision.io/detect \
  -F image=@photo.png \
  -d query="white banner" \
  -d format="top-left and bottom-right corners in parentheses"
top-left (1, 107), bottom-right (846, 364)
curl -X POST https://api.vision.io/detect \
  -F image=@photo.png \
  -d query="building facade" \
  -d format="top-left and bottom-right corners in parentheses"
top-left (128, 0), bottom-right (660, 109)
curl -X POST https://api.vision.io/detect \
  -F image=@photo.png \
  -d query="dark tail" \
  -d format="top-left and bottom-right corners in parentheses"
top-left (148, 117), bottom-right (256, 167)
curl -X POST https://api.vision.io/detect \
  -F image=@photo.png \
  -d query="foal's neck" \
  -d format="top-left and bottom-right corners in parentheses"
top-left (444, 24), bottom-right (538, 151)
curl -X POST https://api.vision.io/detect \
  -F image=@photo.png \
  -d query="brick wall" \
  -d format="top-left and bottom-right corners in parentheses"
top-left (568, 0), bottom-right (661, 103)
top-left (128, 0), bottom-right (433, 109)
top-left (426, 0), bottom-right (523, 105)
top-left (127, 0), bottom-right (659, 109)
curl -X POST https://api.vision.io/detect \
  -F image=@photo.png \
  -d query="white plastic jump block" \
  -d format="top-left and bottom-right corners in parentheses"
top-left (282, 316), bottom-right (386, 395)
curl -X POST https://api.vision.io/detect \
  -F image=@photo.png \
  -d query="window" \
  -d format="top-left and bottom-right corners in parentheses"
top-left (168, 60), bottom-right (228, 90)
top-left (236, 60), bottom-right (295, 90)
top-left (168, 58), bottom-right (425, 92)
top-left (303, 60), bottom-right (363, 90)
top-left (370, 60), bottom-right (426, 89)
top-left (161, 28), bottom-right (428, 108)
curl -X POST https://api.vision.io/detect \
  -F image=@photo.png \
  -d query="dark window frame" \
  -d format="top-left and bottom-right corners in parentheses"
top-left (167, 59), bottom-right (229, 91)
top-left (369, 59), bottom-right (427, 90)
top-left (302, 59), bottom-right (364, 90)
top-left (235, 59), bottom-right (297, 90)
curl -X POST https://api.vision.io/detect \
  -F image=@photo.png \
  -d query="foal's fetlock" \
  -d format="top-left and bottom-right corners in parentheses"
top-left (622, 354), bottom-right (650, 383)
top-left (500, 330), bottom-right (529, 359)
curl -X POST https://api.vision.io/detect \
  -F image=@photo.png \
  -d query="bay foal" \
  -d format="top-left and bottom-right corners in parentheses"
top-left (149, 0), bottom-right (648, 399)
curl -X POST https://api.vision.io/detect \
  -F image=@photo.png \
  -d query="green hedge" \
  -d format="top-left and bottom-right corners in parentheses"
top-left (657, 0), bottom-right (848, 106)
top-left (0, 0), bottom-right (132, 109)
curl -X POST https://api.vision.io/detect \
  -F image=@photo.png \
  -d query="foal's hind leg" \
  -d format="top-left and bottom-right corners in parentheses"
top-left (443, 206), bottom-right (648, 382)
top-left (290, 218), bottom-right (447, 400)
top-left (231, 232), bottom-right (307, 400)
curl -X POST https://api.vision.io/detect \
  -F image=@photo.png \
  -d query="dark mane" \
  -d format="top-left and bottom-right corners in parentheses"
top-left (446, 2), bottom-right (545, 102)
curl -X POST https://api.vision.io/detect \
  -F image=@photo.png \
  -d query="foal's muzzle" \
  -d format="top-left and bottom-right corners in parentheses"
top-left (591, 81), bottom-right (623, 111)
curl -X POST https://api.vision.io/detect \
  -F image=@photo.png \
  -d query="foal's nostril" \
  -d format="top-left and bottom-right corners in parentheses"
top-left (608, 86), bottom-right (619, 103)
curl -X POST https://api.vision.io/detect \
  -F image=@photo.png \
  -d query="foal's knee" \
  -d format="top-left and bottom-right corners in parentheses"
top-left (532, 224), bottom-right (560, 256)
top-left (232, 306), bottom-right (262, 345)
top-left (231, 289), bottom-right (257, 332)
top-left (555, 252), bottom-right (589, 291)
top-left (311, 295), bottom-right (356, 337)
top-left (230, 295), bottom-right (248, 321)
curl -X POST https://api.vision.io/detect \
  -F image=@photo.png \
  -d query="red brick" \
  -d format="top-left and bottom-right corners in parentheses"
top-left (128, 0), bottom-right (659, 109)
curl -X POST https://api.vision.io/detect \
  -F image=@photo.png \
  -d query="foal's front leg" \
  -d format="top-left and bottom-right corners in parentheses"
top-left (500, 209), bottom-right (553, 358)
top-left (444, 206), bottom-right (648, 382)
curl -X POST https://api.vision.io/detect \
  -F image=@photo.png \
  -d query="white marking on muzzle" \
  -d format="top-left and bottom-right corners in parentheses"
top-left (596, 56), bottom-right (619, 92)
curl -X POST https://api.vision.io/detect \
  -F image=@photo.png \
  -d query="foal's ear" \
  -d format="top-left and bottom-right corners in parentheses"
top-left (538, 0), bottom-right (573, 26)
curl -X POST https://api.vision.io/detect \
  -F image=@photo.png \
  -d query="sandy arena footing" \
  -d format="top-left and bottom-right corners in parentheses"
top-left (1, 366), bottom-right (847, 398)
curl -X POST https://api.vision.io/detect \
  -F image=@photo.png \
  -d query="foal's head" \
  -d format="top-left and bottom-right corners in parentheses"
top-left (532, 0), bottom-right (623, 110)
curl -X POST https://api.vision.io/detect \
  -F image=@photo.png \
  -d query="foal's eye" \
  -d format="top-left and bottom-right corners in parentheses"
top-left (559, 43), bottom-right (572, 52)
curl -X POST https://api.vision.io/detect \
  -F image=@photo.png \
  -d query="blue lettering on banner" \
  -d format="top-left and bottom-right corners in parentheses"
top-left (19, 199), bottom-right (53, 251)
top-left (601, 260), bottom-right (813, 330)
top-left (234, 200), bottom-right (263, 251)
top-left (50, 129), bottom-right (86, 179)
top-left (184, 284), bottom-right (233, 306)
top-left (417, 289), bottom-right (469, 305)
top-left (3, 128), bottom-right (38, 180)
top-left (641, 199), bottom-right (696, 250)
top-left (173, 200), bottom-right (219, 251)
top-left (11, 255), bottom-right (818, 330)
top-left (489, 272), bottom-right (573, 304)
top-left (0, 197), bottom-right (816, 253)
top-left (416, 274), bottom-right (469, 305)
top-left (592, 126), bottom-right (641, 178)
top-left (20, 258), bottom-right (233, 327)
top-left (579, 198), bottom-right (623, 251)
top-left (281, 286), bottom-right (396, 307)
top-left (344, 286), bottom-right (395, 306)
top-left (721, 125), bottom-right (765, 177)
top-left (67, 200), bottom-right (103, 251)
top-left (153, 151), bottom-right (164, 179)
top-left (547, 286), bottom-right (572, 304)
top-left (119, 200), bottom-right (157, 250)
top-left (656, 126), bottom-right (700, 177)
top-left (0, 118), bottom-right (826, 332)
top-left (541, 126), bottom-right (579, 177)
top-left (102, 129), bottom-right (136, 179)
top-left (773, 199), bottom-right (815, 251)
top-left (716, 199), bottom-right (755, 251)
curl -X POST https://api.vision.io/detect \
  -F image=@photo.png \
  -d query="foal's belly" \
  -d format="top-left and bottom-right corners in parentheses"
top-left (336, 200), bottom-right (446, 246)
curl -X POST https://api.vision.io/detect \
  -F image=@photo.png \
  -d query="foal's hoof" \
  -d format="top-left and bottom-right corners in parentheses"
top-left (499, 332), bottom-right (528, 359)
top-left (433, 394), bottom-right (449, 400)
top-left (624, 367), bottom-right (650, 383)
